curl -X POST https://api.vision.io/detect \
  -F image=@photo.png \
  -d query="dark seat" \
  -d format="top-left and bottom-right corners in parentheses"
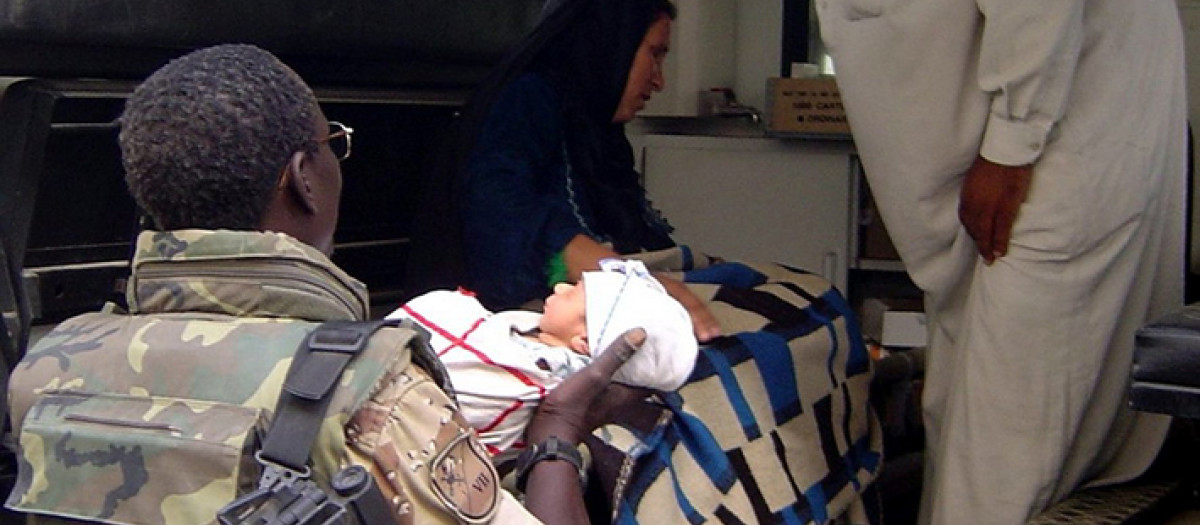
top-left (1131, 303), bottom-right (1200, 417)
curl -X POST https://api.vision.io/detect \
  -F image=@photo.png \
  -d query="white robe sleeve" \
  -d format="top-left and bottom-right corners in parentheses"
top-left (976, 0), bottom-right (1084, 166)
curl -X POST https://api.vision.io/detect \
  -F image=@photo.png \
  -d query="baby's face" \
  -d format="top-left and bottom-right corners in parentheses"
top-left (540, 282), bottom-right (589, 355)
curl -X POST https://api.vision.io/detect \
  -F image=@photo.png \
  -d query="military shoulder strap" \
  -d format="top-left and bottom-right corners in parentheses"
top-left (218, 319), bottom-right (396, 525)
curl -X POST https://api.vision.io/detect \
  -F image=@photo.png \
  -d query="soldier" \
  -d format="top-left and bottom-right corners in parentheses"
top-left (4, 43), bottom-right (641, 525)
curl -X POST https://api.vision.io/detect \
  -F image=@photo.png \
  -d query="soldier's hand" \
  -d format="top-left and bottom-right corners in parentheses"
top-left (522, 329), bottom-right (653, 524)
top-left (525, 328), bottom-right (652, 446)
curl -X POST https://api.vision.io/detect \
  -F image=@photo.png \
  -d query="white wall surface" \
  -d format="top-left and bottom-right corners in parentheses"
top-left (648, 0), bottom-right (1200, 274)
top-left (643, 0), bottom-right (737, 116)
top-left (733, 2), bottom-right (782, 114)
top-left (642, 0), bottom-right (782, 117)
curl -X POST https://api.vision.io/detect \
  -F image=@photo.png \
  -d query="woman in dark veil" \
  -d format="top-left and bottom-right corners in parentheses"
top-left (405, 5), bottom-right (882, 522)
top-left (406, 0), bottom-right (720, 341)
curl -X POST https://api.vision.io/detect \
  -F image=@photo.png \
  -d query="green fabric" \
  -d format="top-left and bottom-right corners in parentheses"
top-left (545, 249), bottom-right (568, 287)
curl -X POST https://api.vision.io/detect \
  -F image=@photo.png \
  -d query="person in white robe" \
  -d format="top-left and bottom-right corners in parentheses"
top-left (816, 1), bottom-right (1187, 523)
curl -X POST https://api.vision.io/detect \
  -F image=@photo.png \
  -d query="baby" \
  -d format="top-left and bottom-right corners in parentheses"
top-left (387, 259), bottom-right (697, 459)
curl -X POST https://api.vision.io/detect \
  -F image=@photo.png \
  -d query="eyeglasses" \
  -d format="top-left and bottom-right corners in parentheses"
top-left (318, 121), bottom-right (354, 161)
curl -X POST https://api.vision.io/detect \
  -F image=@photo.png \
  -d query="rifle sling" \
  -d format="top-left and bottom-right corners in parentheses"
top-left (259, 319), bottom-right (394, 471)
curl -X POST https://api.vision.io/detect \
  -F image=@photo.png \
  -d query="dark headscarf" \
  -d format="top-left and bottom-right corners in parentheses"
top-left (404, 0), bottom-right (676, 300)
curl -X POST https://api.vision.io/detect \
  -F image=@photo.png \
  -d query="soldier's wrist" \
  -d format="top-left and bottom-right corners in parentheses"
top-left (514, 435), bottom-right (586, 493)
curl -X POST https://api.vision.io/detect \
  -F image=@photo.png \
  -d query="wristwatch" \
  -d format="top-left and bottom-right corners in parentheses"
top-left (513, 435), bottom-right (585, 493)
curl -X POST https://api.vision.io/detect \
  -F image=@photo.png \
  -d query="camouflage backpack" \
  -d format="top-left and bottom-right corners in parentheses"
top-left (3, 310), bottom-right (437, 525)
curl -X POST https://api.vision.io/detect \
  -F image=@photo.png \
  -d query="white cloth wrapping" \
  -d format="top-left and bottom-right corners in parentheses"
top-left (388, 273), bottom-right (697, 460)
top-left (583, 259), bottom-right (698, 391)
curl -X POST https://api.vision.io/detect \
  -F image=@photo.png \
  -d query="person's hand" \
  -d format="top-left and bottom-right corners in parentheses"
top-left (654, 273), bottom-right (722, 343)
top-left (958, 156), bottom-right (1033, 264)
top-left (522, 328), bottom-right (653, 524)
top-left (525, 328), bottom-right (653, 445)
top-left (561, 233), bottom-right (723, 341)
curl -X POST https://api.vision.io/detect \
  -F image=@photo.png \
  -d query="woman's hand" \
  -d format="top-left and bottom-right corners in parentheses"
top-left (654, 273), bottom-right (722, 343)
top-left (563, 234), bottom-right (621, 282)
top-left (560, 233), bottom-right (722, 342)
top-left (522, 328), bottom-right (653, 524)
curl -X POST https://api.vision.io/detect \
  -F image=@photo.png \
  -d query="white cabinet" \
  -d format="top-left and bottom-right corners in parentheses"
top-left (638, 134), bottom-right (855, 291)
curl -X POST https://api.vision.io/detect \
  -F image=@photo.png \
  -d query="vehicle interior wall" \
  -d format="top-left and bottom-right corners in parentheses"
top-left (0, 1), bottom-right (543, 327)
top-left (12, 81), bottom-right (464, 326)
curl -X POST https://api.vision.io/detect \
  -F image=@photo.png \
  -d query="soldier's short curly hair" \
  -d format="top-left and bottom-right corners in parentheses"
top-left (119, 44), bottom-right (319, 231)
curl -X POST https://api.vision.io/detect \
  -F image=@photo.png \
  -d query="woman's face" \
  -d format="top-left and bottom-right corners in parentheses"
top-left (612, 13), bottom-right (672, 123)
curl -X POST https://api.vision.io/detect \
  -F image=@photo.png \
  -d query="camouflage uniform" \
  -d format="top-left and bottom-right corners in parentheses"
top-left (5, 230), bottom-right (537, 525)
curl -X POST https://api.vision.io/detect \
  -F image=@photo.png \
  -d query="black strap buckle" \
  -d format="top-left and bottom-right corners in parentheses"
top-left (216, 319), bottom-right (399, 525)
top-left (216, 456), bottom-right (391, 525)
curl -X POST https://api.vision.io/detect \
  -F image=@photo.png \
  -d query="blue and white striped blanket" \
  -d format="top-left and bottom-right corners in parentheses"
top-left (590, 254), bottom-right (882, 524)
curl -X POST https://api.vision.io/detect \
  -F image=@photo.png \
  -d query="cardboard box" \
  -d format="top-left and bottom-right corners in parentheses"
top-left (860, 298), bottom-right (927, 348)
top-left (882, 311), bottom-right (928, 348)
top-left (766, 76), bottom-right (851, 135)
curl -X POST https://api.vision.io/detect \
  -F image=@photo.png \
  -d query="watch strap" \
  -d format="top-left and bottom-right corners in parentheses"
top-left (514, 436), bottom-right (584, 493)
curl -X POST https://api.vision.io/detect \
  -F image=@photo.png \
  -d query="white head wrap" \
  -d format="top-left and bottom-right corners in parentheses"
top-left (583, 259), bottom-right (698, 390)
